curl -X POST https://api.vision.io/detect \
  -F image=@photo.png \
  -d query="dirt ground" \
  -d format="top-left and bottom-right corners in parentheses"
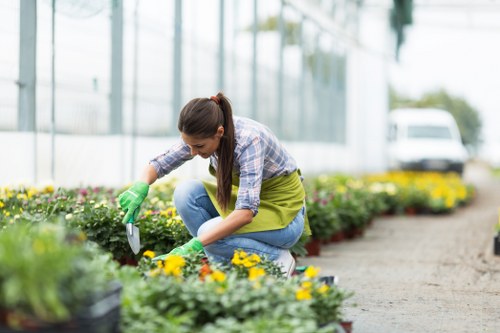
top-left (299, 161), bottom-right (500, 333)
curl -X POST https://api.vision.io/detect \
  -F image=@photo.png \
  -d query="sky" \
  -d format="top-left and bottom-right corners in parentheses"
top-left (388, 1), bottom-right (500, 161)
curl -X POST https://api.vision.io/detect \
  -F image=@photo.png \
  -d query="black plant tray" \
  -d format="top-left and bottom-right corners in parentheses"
top-left (0, 281), bottom-right (122, 333)
top-left (494, 234), bottom-right (500, 256)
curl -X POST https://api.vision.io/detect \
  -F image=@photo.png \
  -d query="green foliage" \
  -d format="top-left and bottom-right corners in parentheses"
top-left (306, 190), bottom-right (341, 240)
top-left (0, 221), bottom-right (118, 325)
top-left (390, 88), bottom-right (482, 149)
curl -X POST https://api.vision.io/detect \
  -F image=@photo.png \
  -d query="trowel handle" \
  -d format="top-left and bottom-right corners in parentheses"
top-left (126, 222), bottom-right (134, 235)
top-left (126, 208), bottom-right (137, 224)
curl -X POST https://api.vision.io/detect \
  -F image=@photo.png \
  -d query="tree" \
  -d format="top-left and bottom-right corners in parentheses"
top-left (389, 88), bottom-right (482, 150)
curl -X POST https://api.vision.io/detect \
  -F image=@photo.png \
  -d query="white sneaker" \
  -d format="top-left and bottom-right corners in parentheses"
top-left (275, 249), bottom-right (296, 278)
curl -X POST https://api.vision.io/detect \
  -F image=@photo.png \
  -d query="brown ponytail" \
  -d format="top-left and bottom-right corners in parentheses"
top-left (178, 92), bottom-right (235, 211)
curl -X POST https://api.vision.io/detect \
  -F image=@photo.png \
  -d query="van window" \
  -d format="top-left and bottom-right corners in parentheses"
top-left (407, 125), bottom-right (452, 140)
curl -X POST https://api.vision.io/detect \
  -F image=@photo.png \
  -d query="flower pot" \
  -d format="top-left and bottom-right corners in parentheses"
top-left (405, 207), bottom-right (417, 215)
top-left (117, 255), bottom-right (138, 266)
top-left (305, 238), bottom-right (321, 256)
top-left (340, 320), bottom-right (353, 333)
top-left (330, 231), bottom-right (345, 243)
top-left (0, 282), bottom-right (122, 333)
top-left (494, 234), bottom-right (500, 256)
top-left (345, 227), bottom-right (364, 239)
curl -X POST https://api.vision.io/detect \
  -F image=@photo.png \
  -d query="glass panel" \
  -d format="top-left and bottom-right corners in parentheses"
top-left (224, 0), bottom-right (255, 118)
top-left (122, 0), bottom-right (174, 136)
top-left (255, 0), bottom-right (280, 131)
top-left (183, 0), bottom-right (219, 99)
top-left (37, 0), bottom-right (111, 134)
top-left (0, 0), bottom-right (19, 130)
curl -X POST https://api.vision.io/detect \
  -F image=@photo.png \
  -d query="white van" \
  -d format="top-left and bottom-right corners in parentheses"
top-left (387, 108), bottom-right (468, 175)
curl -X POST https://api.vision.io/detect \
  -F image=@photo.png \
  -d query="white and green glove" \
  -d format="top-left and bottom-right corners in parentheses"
top-left (118, 181), bottom-right (150, 224)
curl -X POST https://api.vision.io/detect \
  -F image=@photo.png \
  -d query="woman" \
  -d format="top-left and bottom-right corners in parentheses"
top-left (118, 92), bottom-right (310, 276)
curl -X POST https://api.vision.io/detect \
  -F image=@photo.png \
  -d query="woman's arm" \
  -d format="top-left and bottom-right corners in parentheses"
top-left (140, 164), bottom-right (158, 185)
top-left (198, 209), bottom-right (253, 246)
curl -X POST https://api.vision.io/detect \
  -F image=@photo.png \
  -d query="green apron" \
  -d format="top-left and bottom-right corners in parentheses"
top-left (202, 166), bottom-right (311, 235)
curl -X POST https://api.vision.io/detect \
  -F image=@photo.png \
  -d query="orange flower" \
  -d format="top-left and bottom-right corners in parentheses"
top-left (199, 263), bottom-right (213, 281)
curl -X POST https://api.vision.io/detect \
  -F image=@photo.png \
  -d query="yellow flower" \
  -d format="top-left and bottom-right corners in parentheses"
top-left (233, 250), bottom-right (261, 268)
top-left (0, 201), bottom-right (5, 209)
top-left (248, 267), bottom-right (266, 281)
top-left (296, 287), bottom-right (312, 301)
top-left (231, 250), bottom-right (248, 266)
top-left (163, 255), bottom-right (185, 277)
top-left (160, 207), bottom-right (177, 217)
top-left (301, 281), bottom-right (313, 289)
top-left (317, 284), bottom-right (330, 294)
top-left (445, 196), bottom-right (455, 208)
top-left (16, 193), bottom-right (27, 200)
top-left (249, 253), bottom-right (261, 264)
top-left (336, 185), bottom-right (347, 194)
top-left (149, 268), bottom-right (161, 277)
top-left (208, 270), bottom-right (226, 283)
top-left (143, 250), bottom-right (156, 259)
top-left (43, 185), bottom-right (54, 193)
top-left (304, 266), bottom-right (320, 279)
top-left (27, 188), bottom-right (37, 198)
top-left (243, 258), bottom-right (255, 268)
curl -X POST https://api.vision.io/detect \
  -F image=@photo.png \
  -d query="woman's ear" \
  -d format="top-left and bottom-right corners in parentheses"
top-left (217, 126), bottom-right (224, 138)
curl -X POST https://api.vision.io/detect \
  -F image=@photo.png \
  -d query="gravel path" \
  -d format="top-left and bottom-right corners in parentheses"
top-left (299, 162), bottom-right (500, 333)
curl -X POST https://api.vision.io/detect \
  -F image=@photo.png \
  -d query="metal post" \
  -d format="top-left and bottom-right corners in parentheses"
top-left (50, 0), bottom-right (56, 181)
top-left (172, 0), bottom-right (183, 133)
top-left (18, 0), bottom-right (37, 183)
top-left (329, 50), bottom-right (336, 142)
top-left (110, 0), bottom-right (123, 135)
top-left (218, 0), bottom-right (225, 91)
top-left (131, 0), bottom-right (139, 180)
top-left (251, 0), bottom-right (258, 120)
top-left (299, 16), bottom-right (306, 141)
top-left (18, 0), bottom-right (36, 132)
top-left (277, 0), bottom-right (285, 138)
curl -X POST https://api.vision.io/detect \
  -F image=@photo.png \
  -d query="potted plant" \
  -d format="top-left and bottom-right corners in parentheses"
top-left (0, 221), bottom-right (121, 332)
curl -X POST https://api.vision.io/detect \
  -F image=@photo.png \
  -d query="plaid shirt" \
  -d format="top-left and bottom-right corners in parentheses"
top-left (150, 116), bottom-right (297, 215)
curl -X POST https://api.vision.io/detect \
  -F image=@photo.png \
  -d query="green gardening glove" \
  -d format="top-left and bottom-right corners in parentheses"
top-left (118, 181), bottom-right (149, 224)
top-left (153, 238), bottom-right (204, 261)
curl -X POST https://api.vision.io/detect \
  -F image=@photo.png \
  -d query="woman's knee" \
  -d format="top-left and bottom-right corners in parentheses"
top-left (197, 217), bottom-right (223, 237)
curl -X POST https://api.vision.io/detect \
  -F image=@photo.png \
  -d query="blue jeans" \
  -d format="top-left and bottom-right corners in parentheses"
top-left (173, 179), bottom-right (305, 263)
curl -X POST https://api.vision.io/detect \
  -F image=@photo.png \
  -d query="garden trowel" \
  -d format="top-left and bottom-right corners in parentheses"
top-left (126, 215), bottom-right (140, 254)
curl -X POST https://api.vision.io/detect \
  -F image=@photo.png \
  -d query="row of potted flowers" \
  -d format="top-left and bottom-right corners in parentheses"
top-left (302, 171), bottom-right (475, 254)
